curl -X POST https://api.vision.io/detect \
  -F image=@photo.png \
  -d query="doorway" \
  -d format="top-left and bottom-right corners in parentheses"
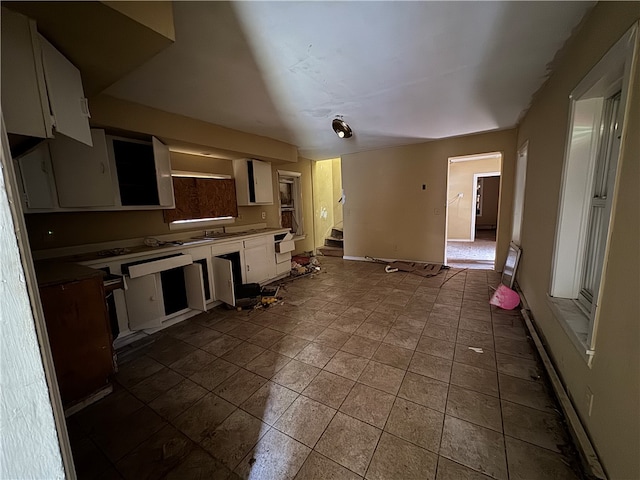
top-left (445, 153), bottom-right (502, 269)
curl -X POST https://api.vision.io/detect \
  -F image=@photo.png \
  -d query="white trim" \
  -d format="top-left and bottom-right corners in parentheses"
top-left (170, 171), bottom-right (231, 179)
top-left (449, 152), bottom-right (502, 163)
top-left (276, 169), bottom-right (302, 178)
top-left (511, 142), bottom-right (528, 246)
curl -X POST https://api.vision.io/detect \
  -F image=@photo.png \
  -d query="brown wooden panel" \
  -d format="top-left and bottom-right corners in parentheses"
top-left (163, 177), bottom-right (199, 223)
top-left (39, 276), bottom-right (113, 406)
top-left (197, 178), bottom-right (238, 219)
top-left (281, 210), bottom-right (294, 230)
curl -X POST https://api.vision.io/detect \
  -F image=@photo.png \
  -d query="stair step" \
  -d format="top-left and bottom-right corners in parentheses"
top-left (331, 228), bottom-right (343, 239)
top-left (318, 246), bottom-right (344, 257)
top-left (325, 237), bottom-right (344, 248)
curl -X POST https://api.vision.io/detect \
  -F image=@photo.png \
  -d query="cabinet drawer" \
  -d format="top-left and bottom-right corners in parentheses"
top-left (276, 239), bottom-right (295, 254)
top-left (244, 237), bottom-right (267, 249)
top-left (275, 251), bottom-right (291, 265)
top-left (125, 254), bottom-right (193, 278)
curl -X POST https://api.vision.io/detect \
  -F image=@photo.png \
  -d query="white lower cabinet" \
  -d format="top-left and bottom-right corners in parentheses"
top-left (125, 274), bottom-right (164, 331)
top-left (212, 257), bottom-right (236, 306)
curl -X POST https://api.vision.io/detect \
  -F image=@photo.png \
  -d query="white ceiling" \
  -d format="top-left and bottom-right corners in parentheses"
top-left (106, 1), bottom-right (594, 160)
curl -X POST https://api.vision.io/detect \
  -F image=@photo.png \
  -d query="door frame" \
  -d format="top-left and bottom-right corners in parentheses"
top-left (471, 171), bottom-right (501, 241)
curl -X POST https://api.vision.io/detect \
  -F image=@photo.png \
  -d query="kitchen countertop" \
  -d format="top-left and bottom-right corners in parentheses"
top-left (59, 227), bottom-right (292, 266)
top-left (35, 261), bottom-right (105, 287)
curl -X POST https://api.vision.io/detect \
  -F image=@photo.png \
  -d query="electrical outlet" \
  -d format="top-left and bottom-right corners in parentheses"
top-left (261, 211), bottom-right (266, 220)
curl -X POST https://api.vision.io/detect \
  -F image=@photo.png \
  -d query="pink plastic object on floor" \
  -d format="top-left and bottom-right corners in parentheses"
top-left (490, 284), bottom-right (521, 310)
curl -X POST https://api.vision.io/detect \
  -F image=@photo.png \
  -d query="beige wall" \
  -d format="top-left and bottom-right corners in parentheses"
top-left (342, 129), bottom-right (516, 269)
top-left (447, 157), bottom-right (501, 240)
top-left (515, 4), bottom-right (639, 478)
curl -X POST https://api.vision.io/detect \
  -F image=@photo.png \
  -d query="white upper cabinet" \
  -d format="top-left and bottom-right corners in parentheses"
top-left (39, 35), bottom-right (92, 146)
top-left (1, 8), bottom-right (52, 139)
top-left (152, 137), bottom-right (174, 207)
top-left (1, 7), bottom-right (91, 146)
top-left (49, 129), bottom-right (115, 207)
top-left (15, 143), bottom-right (58, 210)
top-left (233, 159), bottom-right (274, 205)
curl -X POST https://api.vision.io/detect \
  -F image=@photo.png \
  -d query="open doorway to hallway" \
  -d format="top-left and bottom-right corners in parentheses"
top-left (445, 153), bottom-right (502, 269)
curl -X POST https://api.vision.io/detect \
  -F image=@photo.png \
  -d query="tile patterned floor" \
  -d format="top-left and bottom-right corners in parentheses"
top-left (67, 258), bottom-right (583, 480)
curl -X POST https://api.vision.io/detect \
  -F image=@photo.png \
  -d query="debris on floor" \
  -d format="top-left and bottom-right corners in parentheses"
top-left (365, 256), bottom-right (446, 278)
top-left (490, 283), bottom-right (521, 310)
top-left (291, 253), bottom-right (321, 277)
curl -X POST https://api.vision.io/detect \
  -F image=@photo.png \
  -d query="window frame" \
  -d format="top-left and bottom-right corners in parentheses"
top-left (548, 23), bottom-right (637, 361)
top-left (277, 170), bottom-right (303, 236)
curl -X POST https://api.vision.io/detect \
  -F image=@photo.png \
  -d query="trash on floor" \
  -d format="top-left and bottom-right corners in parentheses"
top-left (468, 347), bottom-right (484, 353)
top-left (290, 253), bottom-right (321, 277)
top-left (489, 283), bottom-right (521, 310)
top-left (365, 256), bottom-right (445, 277)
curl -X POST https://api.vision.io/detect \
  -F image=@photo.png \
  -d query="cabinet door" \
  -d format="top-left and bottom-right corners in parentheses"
top-left (39, 276), bottom-right (113, 405)
top-left (49, 129), bottom-right (116, 207)
top-left (16, 142), bottom-right (58, 209)
top-left (1, 8), bottom-right (52, 138)
top-left (244, 244), bottom-right (270, 284)
top-left (153, 137), bottom-right (175, 207)
top-left (184, 263), bottom-right (207, 311)
top-left (39, 35), bottom-right (92, 146)
top-left (125, 274), bottom-right (165, 330)
top-left (212, 257), bottom-right (235, 306)
top-left (252, 159), bottom-right (274, 204)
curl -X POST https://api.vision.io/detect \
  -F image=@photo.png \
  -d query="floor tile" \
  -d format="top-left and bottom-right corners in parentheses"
top-left (315, 412), bottom-right (382, 476)
top-left (290, 322), bottom-right (327, 341)
top-left (458, 317), bottom-right (493, 335)
top-left (493, 323), bottom-right (528, 341)
top-left (247, 327), bottom-right (286, 349)
top-left (240, 381), bottom-right (299, 426)
top-left (222, 342), bottom-right (266, 367)
top-left (495, 352), bottom-right (542, 381)
top-left (440, 415), bottom-right (507, 480)
top-left (339, 383), bottom-right (395, 428)
top-left (201, 408), bottom-right (268, 470)
top-left (201, 334), bottom-right (243, 357)
top-left (446, 385), bottom-right (502, 432)
top-left (341, 335), bottom-right (381, 359)
top-left (498, 374), bottom-right (556, 413)
top-left (213, 368), bottom-right (267, 406)
top-left (398, 371), bottom-right (449, 413)
top-left (408, 352), bottom-right (452, 383)
top-left (450, 362), bottom-right (499, 397)
top-left (115, 355), bottom-right (164, 389)
top-left (272, 359), bottom-right (321, 392)
top-left (421, 324), bottom-right (457, 343)
top-left (245, 349), bottom-right (292, 378)
top-left (366, 432), bottom-right (437, 480)
top-left (314, 328), bottom-right (351, 349)
top-left (294, 451), bottom-right (362, 480)
top-left (455, 330), bottom-right (494, 351)
top-left (275, 396), bottom-right (337, 447)
top-left (271, 335), bottom-right (311, 358)
top-left (147, 340), bottom-right (199, 367)
top-left (354, 322), bottom-right (391, 342)
top-left (324, 351), bottom-right (370, 380)
top-left (382, 327), bottom-right (420, 350)
top-left (367, 311), bottom-right (398, 327)
top-left (358, 360), bottom-right (405, 395)
top-left (384, 398), bottom-right (444, 452)
top-left (234, 428), bottom-right (311, 479)
top-left (169, 349), bottom-right (217, 377)
top-left (188, 357), bottom-right (240, 391)
top-left (163, 448), bottom-right (232, 480)
top-left (372, 343), bottom-right (413, 370)
top-left (148, 379), bottom-right (208, 420)
top-left (302, 370), bottom-right (355, 409)
top-left (502, 400), bottom-right (568, 452)
top-left (115, 425), bottom-right (194, 480)
top-left (128, 367), bottom-right (184, 403)
top-left (69, 436), bottom-right (111, 479)
top-left (227, 321), bottom-right (265, 341)
top-left (295, 342), bottom-right (338, 368)
top-left (505, 436), bottom-right (580, 480)
top-left (494, 336), bottom-right (536, 359)
top-left (453, 344), bottom-right (496, 371)
top-left (435, 456), bottom-right (493, 480)
top-left (416, 336), bottom-right (455, 360)
top-left (331, 316), bottom-right (365, 334)
top-left (174, 393), bottom-right (236, 443)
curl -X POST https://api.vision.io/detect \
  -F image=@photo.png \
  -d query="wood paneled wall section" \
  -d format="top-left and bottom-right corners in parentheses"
top-left (163, 178), bottom-right (238, 222)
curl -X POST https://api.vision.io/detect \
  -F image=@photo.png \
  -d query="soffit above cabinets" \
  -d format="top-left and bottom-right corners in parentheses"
top-left (3, 1), bottom-right (175, 96)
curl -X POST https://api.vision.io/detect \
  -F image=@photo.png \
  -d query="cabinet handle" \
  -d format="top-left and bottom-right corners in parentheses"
top-left (80, 98), bottom-right (91, 118)
top-left (100, 162), bottom-right (105, 174)
top-left (247, 265), bottom-right (251, 271)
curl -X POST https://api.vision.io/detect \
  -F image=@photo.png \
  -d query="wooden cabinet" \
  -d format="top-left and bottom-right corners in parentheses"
top-left (233, 159), bottom-right (274, 205)
top-left (49, 129), bottom-right (115, 207)
top-left (1, 7), bottom-right (91, 145)
top-left (38, 271), bottom-right (114, 407)
top-left (164, 177), bottom-right (238, 223)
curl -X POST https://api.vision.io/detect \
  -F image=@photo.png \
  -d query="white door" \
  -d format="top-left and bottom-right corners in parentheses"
top-left (244, 243), bottom-right (269, 284)
top-left (212, 257), bottom-right (235, 306)
top-left (184, 263), bottom-right (207, 311)
top-left (39, 35), bottom-right (92, 146)
top-left (49, 129), bottom-right (115, 207)
top-left (17, 143), bottom-right (58, 209)
top-left (511, 143), bottom-right (528, 246)
top-left (125, 274), bottom-right (164, 330)
top-left (253, 159), bottom-right (274, 204)
top-left (152, 137), bottom-right (174, 207)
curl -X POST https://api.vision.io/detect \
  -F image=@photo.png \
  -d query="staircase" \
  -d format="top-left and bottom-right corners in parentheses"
top-left (318, 227), bottom-right (344, 257)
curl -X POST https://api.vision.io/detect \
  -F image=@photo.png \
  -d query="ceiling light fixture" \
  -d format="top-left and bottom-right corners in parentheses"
top-left (332, 116), bottom-right (353, 138)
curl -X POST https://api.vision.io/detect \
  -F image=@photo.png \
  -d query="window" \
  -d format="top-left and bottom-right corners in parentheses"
top-left (549, 25), bottom-right (636, 359)
top-left (278, 170), bottom-right (303, 236)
